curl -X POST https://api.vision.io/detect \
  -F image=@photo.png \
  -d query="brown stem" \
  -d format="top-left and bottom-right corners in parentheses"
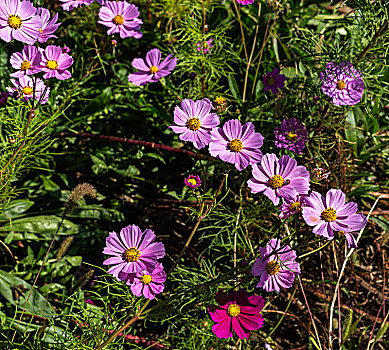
top-left (357, 19), bottom-right (388, 63)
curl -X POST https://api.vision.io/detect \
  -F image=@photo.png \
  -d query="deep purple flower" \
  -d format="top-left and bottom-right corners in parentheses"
top-left (128, 48), bottom-right (177, 86)
top-left (10, 45), bottom-right (42, 78)
top-left (102, 224), bottom-right (165, 280)
top-left (0, 92), bottom-right (8, 106)
top-left (40, 45), bottom-right (74, 80)
top-left (274, 118), bottom-right (308, 154)
top-left (184, 175), bottom-right (202, 189)
top-left (196, 38), bottom-right (213, 54)
top-left (302, 189), bottom-right (367, 243)
top-left (59, 0), bottom-right (94, 11)
top-left (208, 289), bottom-right (265, 339)
top-left (37, 8), bottom-right (61, 43)
top-left (98, 1), bottom-right (142, 39)
top-left (169, 99), bottom-right (220, 150)
top-left (320, 61), bottom-right (364, 106)
top-left (189, 72), bottom-right (196, 80)
top-left (251, 238), bottom-right (301, 292)
top-left (279, 193), bottom-right (308, 219)
top-left (0, 0), bottom-right (42, 45)
top-left (263, 68), bottom-right (286, 94)
top-left (7, 76), bottom-right (50, 104)
top-left (209, 119), bottom-right (264, 171)
top-left (248, 154), bottom-right (310, 206)
top-left (126, 262), bottom-right (166, 300)
top-left (236, 0), bottom-right (254, 4)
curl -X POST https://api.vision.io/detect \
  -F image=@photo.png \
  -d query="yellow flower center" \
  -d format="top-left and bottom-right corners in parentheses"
top-left (290, 201), bottom-right (301, 211)
top-left (20, 60), bottom-right (31, 71)
top-left (186, 117), bottom-right (201, 131)
top-left (337, 231), bottom-right (345, 237)
top-left (228, 139), bottom-right (243, 152)
top-left (141, 274), bottom-right (152, 285)
top-left (8, 15), bottom-right (22, 29)
top-left (46, 60), bottom-right (58, 70)
top-left (322, 207), bottom-right (337, 222)
top-left (287, 132), bottom-right (297, 141)
top-left (269, 175), bottom-right (284, 189)
top-left (39, 28), bottom-right (43, 33)
top-left (203, 43), bottom-right (208, 48)
top-left (336, 80), bottom-right (346, 90)
top-left (267, 77), bottom-right (275, 86)
top-left (214, 96), bottom-right (225, 106)
top-left (149, 65), bottom-right (159, 74)
top-left (113, 15), bottom-right (124, 25)
top-left (187, 178), bottom-right (197, 186)
top-left (22, 86), bottom-right (33, 95)
top-left (227, 304), bottom-right (240, 317)
top-left (124, 247), bottom-right (140, 262)
top-left (266, 260), bottom-right (280, 275)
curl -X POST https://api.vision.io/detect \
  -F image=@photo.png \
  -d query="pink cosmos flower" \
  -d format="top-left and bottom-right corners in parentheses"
top-left (263, 68), bottom-right (286, 94)
top-left (62, 46), bottom-right (70, 54)
top-left (251, 238), bottom-right (301, 292)
top-left (102, 224), bottom-right (165, 280)
top-left (126, 262), bottom-right (166, 300)
top-left (128, 48), bottom-right (177, 86)
top-left (10, 45), bottom-right (42, 78)
top-left (0, 0), bottom-right (42, 45)
top-left (40, 45), bottom-right (74, 80)
top-left (37, 8), bottom-right (61, 43)
top-left (184, 175), bottom-right (202, 189)
top-left (279, 193), bottom-right (308, 219)
top-left (302, 189), bottom-right (367, 245)
top-left (169, 99), bottom-right (220, 150)
top-left (98, 1), bottom-right (142, 39)
top-left (59, 0), bottom-right (94, 12)
top-left (7, 76), bottom-right (50, 104)
top-left (248, 154), bottom-right (310, 206)
top-left (209, 119), bottom-right (264, 171)
top-left (208, 289), bottom-right (265, 339)
top-left (196, 38), bottom-right (213, 54)
top-left (236, 0), bottom-right (255, 4)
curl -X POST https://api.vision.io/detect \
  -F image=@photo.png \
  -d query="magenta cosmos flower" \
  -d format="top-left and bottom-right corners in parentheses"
top-left (209, 119), bottom-right (264, 171)
top-left (126, 262), bottom-right (166, 300)
top-left (263, 68), bottom-right (286, 94)
top-left (40, 45), bottom-right (74, 80)
top-left (59, 0), bottom-right (94, 11)
top-left (98, 1), bottom-right (142, 39)
top-left (252, 238), bottom-right (301, 292)
top-left (236, 0), bottom-right (254, 4)
top-left (320, 61), bottom-right (364, 106)
top-left (274, 118), bottom-right (308, 154)
top-left (248, 154), bottom-right (310, 206)
top-left (302, 189), bottom-right (367, 244)
top-left (10, 45), bottom-right (42, 78)
top-left (37, 8), bottom-right (61, 43)
top-left (0, 0), bottom-right (42, 45)
top-left (196, 38), bottom-right (213, 54)
top-left (102, 224), bottom-right (165, 280)
top-left (184, 175), bottom-right (201, 189)
top-left (169, 99), bottom-right (220, 150)
top-left (208, 289), bottom-right (264, 339)
top-left (7, 76), bottom-right (50, 104)
top-left (128, 48), bottom-right (177, 86)
top-left (279, 193), bottom-right (308, 219)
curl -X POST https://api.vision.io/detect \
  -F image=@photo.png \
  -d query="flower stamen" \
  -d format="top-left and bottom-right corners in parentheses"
top-left (228, 139), bottom-right (243, 152)
top-left (46, 60), bottom-right (58, 70)
top-left (287, 132), bottom-right (297, 141)
top-left (20, 60), bottom-right (31, 71)
top-left (269, 175), bottom-right (285, 189)
top-left (149, 65), bottom-right (159, 74)
top-left (227, 304), bottom-right (240, 317)
top-left (8, 15), bottom-right (22, 29)
top-left (124, 247), bottom-right (140, 262)
top-left (141, 274), bottom-right (152, 285)
top-left (113, 15), bottom-right (124, 25)
top-left (322, 207), bottom-right (337, 222)
top-left (266, 260), bottom-right (280, 275)
top-left (336, 80), bottom-right (346, 90)
top-left (22, 86), bottom-right (33, 95)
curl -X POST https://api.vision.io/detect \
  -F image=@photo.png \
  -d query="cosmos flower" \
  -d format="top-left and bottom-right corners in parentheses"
top-left (274, 118), bottom-right (308, 154)
top-left (196, 38), bottom-right (213, 54)
top-left (302, 189), bottom-right (367, 242)
top-left (36, 7), bottom-right (61, 43)
top-left (320, 61), bottom-right (364, 106)
top-left (128, 48), bottom-right (177, 86)
top-left (98, 1), bottom-right (142, 39)
top-left (251, 238), bottom-right (301, 292)
top-left (212, 96), bottom-right (226, 113)
top-left (335, 229), bottom-right (358, 249)
top-left (263, 68), bottom-right (286, 94)
top-left (169, 98), bottom-right (220, 150)
top-left (40, 45), bottom-right (74, 80)
top-left (10, 45), bottom-right (42, 78)
top-left (62, 46), bottom-right (70, 54)
top-left (126, 262), bottom-right (166, 300)
top-left (235, 0), bottom-right (255, 4)
top-left (0, 0), bottom-right (42, 45)
top-left (184, 175), bottom-right (202, 189)
top-left (248, 154), bottom-right (310, 206)
top-left (59, 0), bottom-right (94, 12)
top-left (102, 224), bottom-right (165, 280)
top-left (0, 92), bottom-right (8, 106)
top-left (7, 76), bottom-right (50, 104)
top-left (208, 289), bottom-right (265, 339)
top-left (209, 119), bottom-right (264, 171)
top-left (279, 193), bottom-right (308, 219)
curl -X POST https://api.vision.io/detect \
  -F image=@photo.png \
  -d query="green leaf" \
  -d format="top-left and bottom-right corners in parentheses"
top-left (345, 110), bottom-right (357, 154)
top-left (228, 74), bottom-right (240, 100)
top-left (81, 87), bottom-right (112, 116)
top-left (65, 256), bottom-right (82, 267)
top-left (39, 175), bottom-right (60, 193)
top-left (280, 67), bottom-right (297, 79)
top-left (0, 200), bottom-right (34, 221)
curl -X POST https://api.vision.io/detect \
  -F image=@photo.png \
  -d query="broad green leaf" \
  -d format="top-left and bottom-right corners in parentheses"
top-left (345, 110), bottom-right (357, 154)
top-left (81, 87), bottom-right (112, 116)
top-left (0, 200), bottom-right (34, 221)
top-left (228, 74), bottom-right (240, 100)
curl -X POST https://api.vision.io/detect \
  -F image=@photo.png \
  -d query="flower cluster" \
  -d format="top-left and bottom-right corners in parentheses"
top-left (103, 224), bottom-right (166, 299)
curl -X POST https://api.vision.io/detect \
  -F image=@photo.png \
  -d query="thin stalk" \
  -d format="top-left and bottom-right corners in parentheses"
top-left (160, 79), bottom-right (182, 101)
top-left (232, 1), bottom-right (248, 62)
